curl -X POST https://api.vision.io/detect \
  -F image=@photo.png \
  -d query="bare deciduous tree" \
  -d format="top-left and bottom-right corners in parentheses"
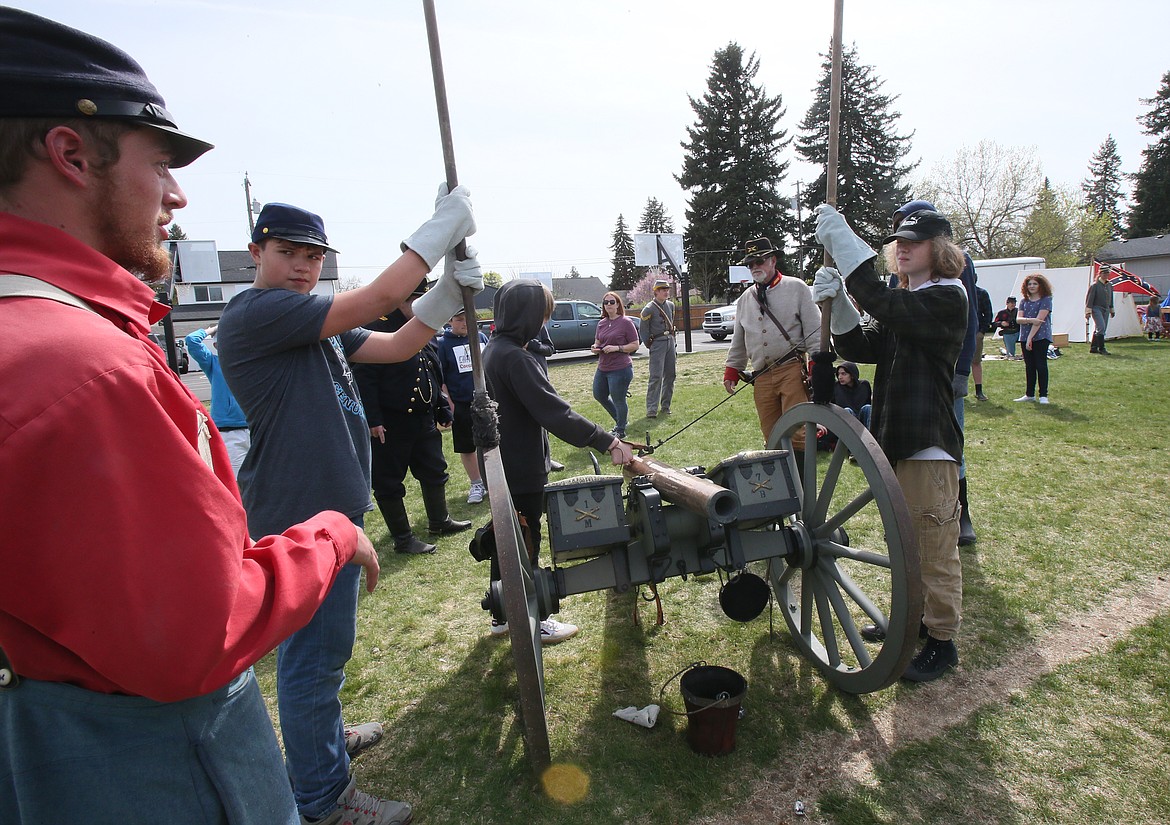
top-left (918, 141), bottom-right (1043, 258)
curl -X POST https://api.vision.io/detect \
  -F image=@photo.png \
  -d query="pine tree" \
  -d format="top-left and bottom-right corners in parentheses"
top-left (608, 213), bottom-right (636, 291)
top-left (637, 197), bottom-right (675, 234)
top-left (1081, 135), bottom-right (1125, 238)
top-left (677, 42), bottom-right (792, 301)
top-left (1129, 71), bottom-right (1170, 237)
top-left (167, 223), bottom-right (188, 240)
top-left (795, 44), bottom-right (915, 278)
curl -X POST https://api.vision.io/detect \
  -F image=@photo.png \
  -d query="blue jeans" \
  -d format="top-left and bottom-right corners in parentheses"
top-left (0, 669), bottom-right (297, 824)
top-left (1002, 331), bottom-right (1019, 357)
top-left (593, 365), bottom-right (633, 434)
top-left (842, 404), bottom-right (871, 430)
top-left (953, 394), bottom-right (966, 480)
top-left (278, 519), bottom-right (363, 820)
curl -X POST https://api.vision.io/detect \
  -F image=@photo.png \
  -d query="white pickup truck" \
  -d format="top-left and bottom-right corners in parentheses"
top-left (702, 304), bottom-right (737, 341)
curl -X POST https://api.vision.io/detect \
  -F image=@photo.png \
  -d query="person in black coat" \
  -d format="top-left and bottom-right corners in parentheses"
top-left (353, 280), bottom-right (470, 554)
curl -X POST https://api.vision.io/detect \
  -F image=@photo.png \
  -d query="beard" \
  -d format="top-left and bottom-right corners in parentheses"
top-left (91, 174), bottom-right (174, 283)
top-left (751, 269), bottom-right (771, 285)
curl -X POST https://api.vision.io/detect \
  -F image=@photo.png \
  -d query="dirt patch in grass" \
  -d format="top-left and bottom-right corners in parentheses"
top-left (699, 574), bottom-right (1170, 824)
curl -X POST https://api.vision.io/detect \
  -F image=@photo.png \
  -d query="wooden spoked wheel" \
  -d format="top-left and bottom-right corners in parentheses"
top-left (766, 402), bottom-right (923, 694)
top-left (483, 446), bottom-right (551, 768)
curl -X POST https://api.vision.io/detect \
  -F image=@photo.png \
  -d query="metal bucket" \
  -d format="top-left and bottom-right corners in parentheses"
top-left (678, 664), bottom-right (746, 756)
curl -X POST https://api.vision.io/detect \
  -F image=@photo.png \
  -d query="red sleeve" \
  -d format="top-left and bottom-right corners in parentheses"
top-left (0, 349), bottom-right (358, 701)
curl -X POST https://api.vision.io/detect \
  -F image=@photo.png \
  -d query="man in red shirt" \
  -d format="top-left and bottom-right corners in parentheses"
top-left (0, 10), bottom-right (388, 824)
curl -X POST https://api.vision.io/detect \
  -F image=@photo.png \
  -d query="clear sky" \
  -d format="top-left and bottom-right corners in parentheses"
top-left (18, 0), bottom-right (1170, 285)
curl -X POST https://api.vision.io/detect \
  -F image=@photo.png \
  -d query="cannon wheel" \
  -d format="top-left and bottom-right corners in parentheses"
top-left (484, 447), bottom-right (551, 769)
top-left (766, 402), bottom-right (923, 693)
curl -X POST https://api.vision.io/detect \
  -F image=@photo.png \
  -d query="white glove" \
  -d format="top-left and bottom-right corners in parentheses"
top-left (412, 245), bottom-right (484, 331)
top-left (814, 204), bottom-right (877, 278)
top-left (400, 183), bottom-right (476, 270)
top-left (814, 266), bottom-right (861, 335)
top-left (612, 704), bottom-right (660, 728)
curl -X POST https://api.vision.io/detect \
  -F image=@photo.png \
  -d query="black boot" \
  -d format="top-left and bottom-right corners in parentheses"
top-left (422, 484), bottom-right (472, 535)
top-left (1099, 334), bottom-right (1110, 355)
top-left (376, 495), bottom-right (435, 555)
top-left (957, 476), bottom-right (976, 546)
top-left (1089, 332), bottom-right (1100, 354)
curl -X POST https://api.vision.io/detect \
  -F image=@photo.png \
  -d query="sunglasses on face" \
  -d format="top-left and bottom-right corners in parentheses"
top-left (603, 299), bottom-right (618, 305)
top-left (745, 257), bottom-right (767, 267)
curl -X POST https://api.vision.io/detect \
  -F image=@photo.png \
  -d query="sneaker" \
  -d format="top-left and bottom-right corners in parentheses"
top-left (611, 428), bottom-right (626, 439)
top-left (539, 618), bottom-right (579, 645)
top-left (467, 481), bottom-right (485, 504)
top-left (548, 459), bottom-right (566, 472)
top-left (975, 392), bottom-right (988, 401)
top-left (489, 619), bottom-right (509, 637)
top-left (1038, 396), bottom-right (1049, 404)
top-left (902, 636), bottom-right (959, 683)
top-left (661, 408), bottom-right (671, 416)
top-left (303, 776), bottom-right (412, 825)
top-left (344, 722), bottom-right (384, 757)
top-left (1013, 395), bottom-right (1036, 402)
top-left (646, 411), bottom-right (657, 419)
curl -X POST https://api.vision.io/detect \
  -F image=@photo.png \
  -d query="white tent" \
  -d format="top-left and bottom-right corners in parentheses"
top-left (971, 257), bottom-right (1046, 309)
top-left (1007, 266), bottom-right (1144, 342)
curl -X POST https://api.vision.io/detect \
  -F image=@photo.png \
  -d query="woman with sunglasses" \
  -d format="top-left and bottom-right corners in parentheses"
top-left (590, 291), bottom-right (640, 438)
top-left (1015, 273), bottom-right (1054, 404)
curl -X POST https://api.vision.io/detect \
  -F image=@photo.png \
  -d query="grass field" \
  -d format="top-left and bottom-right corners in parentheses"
top-left (256, 336), bottom-right (1170, 825)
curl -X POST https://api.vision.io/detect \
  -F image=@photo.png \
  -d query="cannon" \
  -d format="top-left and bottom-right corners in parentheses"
top-left (480, 402), bottom-right (923, 768)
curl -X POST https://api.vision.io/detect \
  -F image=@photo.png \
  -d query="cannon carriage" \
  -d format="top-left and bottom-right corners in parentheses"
top-left (481, 402), bottom-right (923, 769)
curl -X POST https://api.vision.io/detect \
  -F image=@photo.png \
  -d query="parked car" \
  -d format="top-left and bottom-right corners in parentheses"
top-left (148, 332), bottom-right (189, 374)
top-left (477, 300), bottom-right (641, 353)
top-left (702, 304), bottom-right (737, 341)
top-left (546, 300), bottom-right (640, 352)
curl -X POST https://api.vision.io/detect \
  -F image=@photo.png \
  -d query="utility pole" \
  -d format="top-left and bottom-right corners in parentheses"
top-left (244, 172), bottom-right (257, 234)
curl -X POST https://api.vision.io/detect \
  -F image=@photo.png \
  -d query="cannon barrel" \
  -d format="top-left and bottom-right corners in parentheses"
top-left (625, 455), bottom-right (740, 524)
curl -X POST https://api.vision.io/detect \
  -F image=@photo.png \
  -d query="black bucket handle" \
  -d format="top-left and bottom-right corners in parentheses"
top-left (659, 661), bottom-right (738, 717)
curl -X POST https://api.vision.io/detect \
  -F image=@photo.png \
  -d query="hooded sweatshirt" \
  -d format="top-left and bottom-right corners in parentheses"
top-left (483, 280), bottom-right (613, 494)
top-left (832, 361), bottom-right (872, 413)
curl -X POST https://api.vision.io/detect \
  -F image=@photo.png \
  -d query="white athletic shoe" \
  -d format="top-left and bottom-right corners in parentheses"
top-left (1038, 396), bottom-right (1050, 404)
top-left (540, 618), bottom-right (579, 645)
top-left (1013, 395), bottom-right (1037, 402)
top-left (467, 481), bottom-right (486, 504)
top-left (489, 619), bottom-right (509, 637)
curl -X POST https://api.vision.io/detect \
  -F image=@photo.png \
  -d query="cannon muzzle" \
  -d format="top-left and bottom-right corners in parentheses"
top-left (625, 455), bottom-right (740, 524)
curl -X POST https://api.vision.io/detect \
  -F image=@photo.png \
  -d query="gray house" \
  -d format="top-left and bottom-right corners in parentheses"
top-left (1095, 234), bottom-right (1170, 298)
top-left (550, 275), bottom-right (608, 305)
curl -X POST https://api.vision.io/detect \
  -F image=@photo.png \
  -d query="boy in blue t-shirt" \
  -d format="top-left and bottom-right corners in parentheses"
top-left (434, 309), bottom-right (490, 503)
top-left (218, 197), bottom-right (480, 825)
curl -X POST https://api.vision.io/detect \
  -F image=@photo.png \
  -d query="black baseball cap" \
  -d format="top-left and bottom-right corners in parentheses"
top-left (0, 7), bottom-right (212, 168)
top-left (884, 210), bottom-right (952, 244)
top-left (251, 203), bottom-right (338, 252)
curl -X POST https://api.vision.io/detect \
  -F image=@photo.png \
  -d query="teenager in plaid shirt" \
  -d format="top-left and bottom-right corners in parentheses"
top-left (813, 205), bottom-right (968, 682)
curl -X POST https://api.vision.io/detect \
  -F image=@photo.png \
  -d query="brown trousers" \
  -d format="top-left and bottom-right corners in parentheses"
top-left (753, 359), bottom-right (809, 449)
top-left (894, 459), bottom-right (962, 640)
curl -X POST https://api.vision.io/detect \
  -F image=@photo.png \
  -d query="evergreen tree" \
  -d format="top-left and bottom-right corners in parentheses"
top-left (608, 213), bottom-right (636, 291)
top-left (1081, 135), bottom-right (1125, 238)
top-left (1129, 70), bottom-right (1170, 237)
top-left (637, 197), bottom-right (675, 234)
top-left (567, 266), bottom-right (582, 279)
top-left (677, 42), bottom-right (792, 302)
top-left (167, 223), bottom-right (188, 240)
top-left (795, 44), bottom-right (915, 278)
